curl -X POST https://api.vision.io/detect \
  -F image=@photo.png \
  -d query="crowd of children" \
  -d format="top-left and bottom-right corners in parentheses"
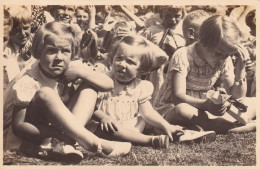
top-left (3, 5), bottom-right (256, 163)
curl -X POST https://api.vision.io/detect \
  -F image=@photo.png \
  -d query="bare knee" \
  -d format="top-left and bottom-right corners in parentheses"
top-left (174, 103), bottom-right (192, 115)
top-left (173, 103), bottom-right (199, 119)
top-left (34, 87), bottom-right (57, 102)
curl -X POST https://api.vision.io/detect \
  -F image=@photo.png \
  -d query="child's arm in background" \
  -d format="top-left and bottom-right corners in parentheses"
top-left (119, 5), bottom-right (145, 31)
top-left (139, 101), bottom-right (183, 141)
top-left (62, 62), bottom-right (114, 92)
top-left (87, 5), bottom-right (96, 30)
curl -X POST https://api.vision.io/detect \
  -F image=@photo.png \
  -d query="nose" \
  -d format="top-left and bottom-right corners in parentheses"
top-left (63, 9), bottom-right (70, 16)
top-left (18, 29), bottom-right (26, 37)
top-left (56, 50), bottom-right (63, 60)
top-left (172, 17), bottom-right (176, 24)
top-left (118, 60), bottom-right (127, 69)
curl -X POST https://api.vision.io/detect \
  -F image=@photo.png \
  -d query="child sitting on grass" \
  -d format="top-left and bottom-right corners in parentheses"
top-left (4, 21), bottom-right (132, 163)
top-left (154, 15), bottom-right (256, 134)
top-left (91, 35), bottom-right (216, 149)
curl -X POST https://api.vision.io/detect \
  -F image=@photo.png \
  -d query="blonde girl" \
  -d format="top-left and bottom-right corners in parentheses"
top-left (4, 21), bottom-right (131, 162)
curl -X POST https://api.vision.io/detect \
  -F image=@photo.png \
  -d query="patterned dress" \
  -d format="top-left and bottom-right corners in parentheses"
top-left (97, 76), bottom-right (154, 132)
top-left (153, 43), bottom-right (234, 117)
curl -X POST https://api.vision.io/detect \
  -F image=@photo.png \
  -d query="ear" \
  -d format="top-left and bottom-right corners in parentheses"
top-left (187, 28), bottom-right (195, 40)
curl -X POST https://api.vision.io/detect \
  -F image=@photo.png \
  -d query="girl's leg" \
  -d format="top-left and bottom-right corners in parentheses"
top-left (165, 103), bottom-right (236, 134)
top-left (94, 122), bottom-right (167, 148)
top-left (12, 103), bottom-right (60, 146)
top-left (239, 97), bottom-right (256, 120)
top-left (24, 87), bottom-right (129, 154)
top-left (66, 82), bottom-right (98, 126)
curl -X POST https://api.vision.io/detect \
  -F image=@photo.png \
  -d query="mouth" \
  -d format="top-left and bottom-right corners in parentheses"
top-left (59, 17), bottom-right (70, 23)
top-left (117, 69), bottom-right (126, 77)
top-left (17, 37), bottom-right (28, 42)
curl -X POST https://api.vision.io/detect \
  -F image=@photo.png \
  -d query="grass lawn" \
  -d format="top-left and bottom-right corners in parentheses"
top-left (3, 132), bottom-right (256, 166)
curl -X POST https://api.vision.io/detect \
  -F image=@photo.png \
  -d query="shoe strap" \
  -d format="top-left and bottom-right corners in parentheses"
top-left (96, 139), bottom-right (103, 154)
top-left (151, 136), bottom-right (156, 147)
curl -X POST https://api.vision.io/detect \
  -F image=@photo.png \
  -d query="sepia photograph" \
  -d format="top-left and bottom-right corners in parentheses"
top-left (1, 0), bottom-right (258, 167)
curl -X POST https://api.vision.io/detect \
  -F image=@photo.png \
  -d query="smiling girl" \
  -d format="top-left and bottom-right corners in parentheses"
top-left (91, 35), bottom-right (216, 148)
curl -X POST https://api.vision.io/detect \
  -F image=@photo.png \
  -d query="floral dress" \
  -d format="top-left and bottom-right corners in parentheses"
top-left (153, 43), bottom-right (234, 117)
top-left (97, 77), bottom-right (154, 132)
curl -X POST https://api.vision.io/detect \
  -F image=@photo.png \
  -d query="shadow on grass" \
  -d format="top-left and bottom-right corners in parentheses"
top-left (3, 132), bottom-right (256, 166)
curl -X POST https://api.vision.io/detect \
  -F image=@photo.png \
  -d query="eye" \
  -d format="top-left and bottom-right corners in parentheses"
top-left (108, 21), bottom-right (114, 24)
top-left (23, 26), bottom-right (30, 31)
top-left (3, 36), bottom-right (9, 42)
top-left (115, 56), bottom-right (123, 61)
top-left (62, 48), bottom-right (71, 53)
top-left (46, 47), bottom-right (58, 54)
top-left (68, 8), bottom-right (74, 12)
top-left (126, 59), bottom-right (137, 65)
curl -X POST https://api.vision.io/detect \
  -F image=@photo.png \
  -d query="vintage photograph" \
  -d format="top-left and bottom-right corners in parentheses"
top-left (2, 1), bottom-right (257, 167)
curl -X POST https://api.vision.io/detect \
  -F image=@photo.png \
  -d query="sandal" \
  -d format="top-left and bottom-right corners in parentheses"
top-left (178, 130), bottom-right (216, 144)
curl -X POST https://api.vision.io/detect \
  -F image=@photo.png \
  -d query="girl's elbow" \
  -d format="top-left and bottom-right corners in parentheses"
top-left (171, 92), bottom-right (183, 105)
top-left (97, 82), bottom-right (114, 92)
top-left (11, 122), bottom-right (21, 137)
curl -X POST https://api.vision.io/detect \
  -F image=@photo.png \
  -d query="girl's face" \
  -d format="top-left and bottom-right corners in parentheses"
top-left (206, 40), bottom-right (237, 67)
top-left (112, 43), bottom-right (141, 83)
top-left (75, 9), bottom-right (89, 29)
top-left (11, 22), bottom-right (31, 47)
top-left (39, 35), bottom-right (72, 78)
top-left (162, 9), bottom-right (183, 29)
top-left (55, 6), bottom-right (75, 24)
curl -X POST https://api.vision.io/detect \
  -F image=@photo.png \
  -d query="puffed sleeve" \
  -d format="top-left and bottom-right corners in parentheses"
top-left (168, 47), bottom-right (190, 76)
top-left (219, 56), bottom-right (235, 80)
top-left (138, 80), bottom-right (154, 104)
top-left (12, 75), bottom-right (40, 107)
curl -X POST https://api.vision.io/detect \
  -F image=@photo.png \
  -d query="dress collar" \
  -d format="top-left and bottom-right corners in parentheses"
top-left (112, 76), bottom-right (137, 96)
top-left (189, 43), bottom-right (206, 67)
top-left (27, 62), bottom-right (58, 88)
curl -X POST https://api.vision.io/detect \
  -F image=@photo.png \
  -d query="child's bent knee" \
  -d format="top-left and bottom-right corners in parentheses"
top-left (174, 103), bottom-right (192, 114)
top-left (34, 87), bottom-right (57, 101)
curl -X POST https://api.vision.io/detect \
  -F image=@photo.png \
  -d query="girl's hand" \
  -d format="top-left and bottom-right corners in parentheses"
top-left (203, 99), bottom-right (230, 116)
top-left (115, 28), bottom-right (135, 38)
top-left (87, 5), bottom-right (96, 16)
top-left (162, 124), bottom-right (184, 141)
top-left (100, 115), bottom-right (118, 133)
top-left (235, 44), bottom-right (250, 71)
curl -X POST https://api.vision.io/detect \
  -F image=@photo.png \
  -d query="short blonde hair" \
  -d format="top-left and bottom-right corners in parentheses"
top-left (182, 10), bottom-right (210, 40)
top-left (199, 15), bottom-right (244, 50)
top-left (32, 21), bottom-right (79, 60)
top-left (108, 35), bottom-right (168, 74)
top-left (8, 5), bottom-right (32, 28)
